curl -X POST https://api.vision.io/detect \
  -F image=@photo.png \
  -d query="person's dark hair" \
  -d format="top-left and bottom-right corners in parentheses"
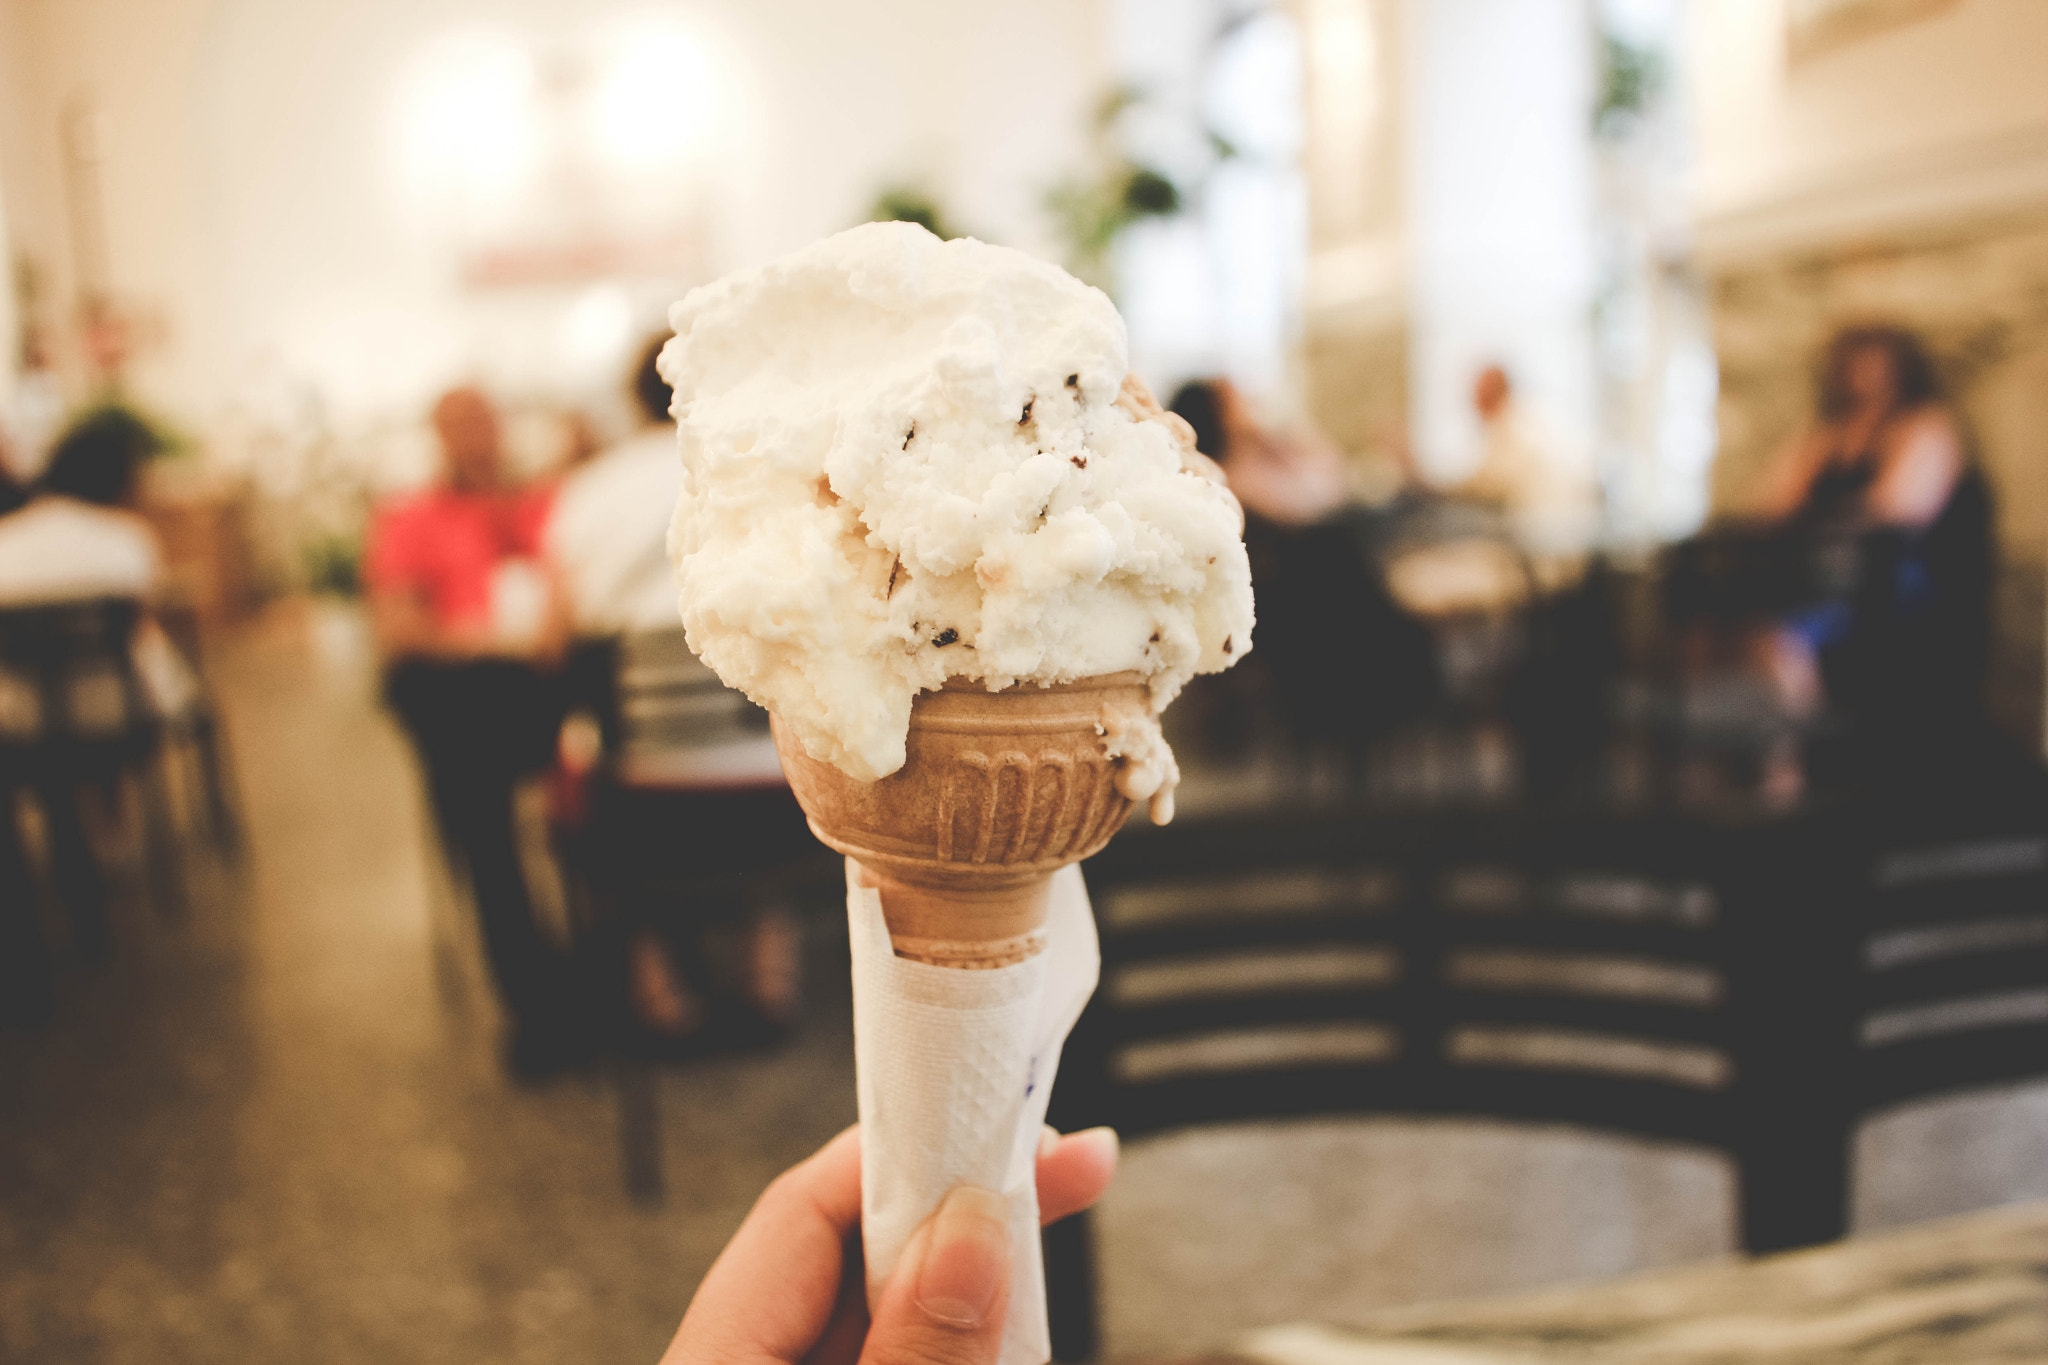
top-left (1168, 379), bottom-right (1229, 463)
top-left (633, 334), bottom-right (673, 426)
top-left (40, 405), bottom-right (162, 506)
top-left (1818, 325), bottom-right (1942, 421)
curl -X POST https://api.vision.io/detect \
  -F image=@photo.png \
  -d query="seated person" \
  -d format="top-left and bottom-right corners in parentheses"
top-left (1364, 367), bottom-right (1595, 615)
top-left (545, 339), bottom-right (803, 1045)
top-left (1669, 326), bottom-right (1984, 805)
top-left (1739, 325), bottom-right (1978, 718)
top-left (1171, 379), bottom-right (1434, 767)
top-left (367, 386), bottom-right (578, 1076)
top-left (1169, 376), bottom-right (1348, 528)
top-left (0, 407), bottom-right (163, 607)
top-left (0, 407), bottom-right (181, 965)
top-left (547, 337), bottom-right (691, 637)
top-left (1450, 364), bottom-right (1599, 568)
top-left (1752, 327), bottom-right (1962, 534)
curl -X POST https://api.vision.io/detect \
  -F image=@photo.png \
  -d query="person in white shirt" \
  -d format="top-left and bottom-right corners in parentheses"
top-left (545, 338), bottom-right (803, 1045)
top-left (0, 407), bottom-right (162, 607)
top-left (1455, 364), bottom-right (1599, 559)
top-left (547, 338), bottom-right (685, 636)
top-left (0, 409), bottom-right (203, 720)
top-left (0, 407), bottom-right (174, 980)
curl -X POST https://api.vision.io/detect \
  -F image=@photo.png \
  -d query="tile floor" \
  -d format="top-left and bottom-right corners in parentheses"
top-left (0, 622), bottom-right (856, 1364)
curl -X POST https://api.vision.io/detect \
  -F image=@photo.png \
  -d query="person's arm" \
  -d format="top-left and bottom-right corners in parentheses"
top-left (660, 1124), bottom-right (1117, 1365)
top-left (372, 582), bottom-right (515, 663)
top-left (369, 582), bottom-right (436, 660)
top-left (1865, 407), bottom-right (1963, 530)
top-left (1750, 428), bottom-right (1830, 522)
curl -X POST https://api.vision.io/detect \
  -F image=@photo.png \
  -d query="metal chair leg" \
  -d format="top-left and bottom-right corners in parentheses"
top-left (193, 711), bottom-right (243, 855)
top-left (139, 759), bottom-right (185, 917)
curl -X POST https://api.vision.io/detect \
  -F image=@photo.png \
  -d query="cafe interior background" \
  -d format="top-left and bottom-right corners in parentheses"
top-left (4, 0), bottom-right (2048, 1360)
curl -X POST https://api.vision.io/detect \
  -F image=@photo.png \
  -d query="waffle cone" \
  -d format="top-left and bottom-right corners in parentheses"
top-left (771, 673), bottom-right (1147, 967)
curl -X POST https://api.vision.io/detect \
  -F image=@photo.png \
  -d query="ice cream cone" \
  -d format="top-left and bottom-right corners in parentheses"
top-left (771, 673), bottom-right (1147, 967)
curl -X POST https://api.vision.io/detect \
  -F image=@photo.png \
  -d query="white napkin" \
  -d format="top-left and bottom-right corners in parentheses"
top-left (846, 859), bottom-right (1101, 1365)
top-left (488, 557), bottom-right (549, 647)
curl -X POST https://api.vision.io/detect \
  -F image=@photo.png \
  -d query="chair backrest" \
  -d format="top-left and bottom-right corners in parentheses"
top-left (1046, 764), bottom-right (2048, 1357)
top-left (1251, 515), bottom-right (1440, 754)
top-left (608, 627), bottom-right (764, 759)
top-left (1848, 752), bottom-right (2048, 1118)
top-left (1047, 803), bottom-right (1756, 1362)
top-left (1057, 806), bottom-right (1745, 1155)
top-left (1059, 773), bottom-right (2048, 1200)
top-left (0, 597), bottom-right (155, 769)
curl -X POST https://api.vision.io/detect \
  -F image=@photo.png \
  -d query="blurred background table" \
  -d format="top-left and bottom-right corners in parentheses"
top-left (1201, 1199), bottom-right (2048, 1365)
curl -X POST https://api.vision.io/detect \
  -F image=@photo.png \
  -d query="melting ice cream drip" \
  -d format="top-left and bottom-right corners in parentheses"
top-left (1097, 698), bottom-right (1179, 825)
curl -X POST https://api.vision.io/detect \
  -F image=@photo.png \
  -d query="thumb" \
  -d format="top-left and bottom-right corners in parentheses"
top-left (858, 1185), bottom-right (1012, 1365)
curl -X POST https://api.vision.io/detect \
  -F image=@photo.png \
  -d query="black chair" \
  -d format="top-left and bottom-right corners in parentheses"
top-left (1504, 558), bottom-right (1625, 798)
top-left (1044, 768), bottom-right (2048, 1359)
top-left (553, 629), bottom-right (830, 1200)
top-left (0, 598), bottom-right (176, 1010)
top-left (564, 630), bottom-right (823, 919)
top-left (1243, 510), bottom-right (1439, 776)
top-left (1846, 733), bottom-right (2048, 1129)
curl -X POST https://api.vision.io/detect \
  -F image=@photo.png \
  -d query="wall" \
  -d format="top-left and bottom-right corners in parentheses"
top-left (1297, 0), bottom-right (1406, 466)
top-left (1693, 0), bottom-right (2048, 745)
top-left (0, 0), bottom-right (28, 402)
top-left (0, 4), bottom-right (21, 406)
top-left (0, 0), bottom-right (1110, 439)
top-left (1300, 0), bottom-right (1605, 499)
top-left (1110, 0), bottom-right (1307, 403)
top-left (1692, 0), bottom-right (2048, 259)
top-left (4, 0), bottom-right (213, 415)
top-left (1403, 0), bottom-right (1597, 483)
top-left (0, 0), bottom-right (214, 416)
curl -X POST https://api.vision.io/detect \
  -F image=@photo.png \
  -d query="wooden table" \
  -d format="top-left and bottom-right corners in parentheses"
top-left (1190, 1201), bottom-right (2048, 1365)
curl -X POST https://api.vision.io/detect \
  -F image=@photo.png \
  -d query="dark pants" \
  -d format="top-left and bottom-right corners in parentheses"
top-left (387, 660), bottom-right (566, 1032)
top-left (571, 780), bottom-right (817, 1020)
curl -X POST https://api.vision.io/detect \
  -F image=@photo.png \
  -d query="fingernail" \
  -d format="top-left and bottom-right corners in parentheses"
top-left (1072, 1126), bottom-right (1121, 1163)
top-left (1038, 1125), bottom-right (1060, 1159)
top-left (915, 1185), bottom-right (1011, 1329)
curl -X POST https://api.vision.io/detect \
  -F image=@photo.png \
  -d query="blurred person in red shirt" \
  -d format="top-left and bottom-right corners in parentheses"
top-left (367, 386), bottom-right (581, 1077)
top-left (368, 388), bottom-right (563, 659)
